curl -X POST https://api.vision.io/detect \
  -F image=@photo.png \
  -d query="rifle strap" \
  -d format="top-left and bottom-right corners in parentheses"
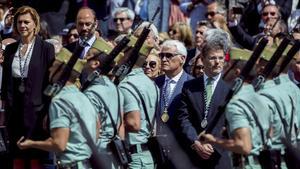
top-left (120, 81), bottom-right (159, 136)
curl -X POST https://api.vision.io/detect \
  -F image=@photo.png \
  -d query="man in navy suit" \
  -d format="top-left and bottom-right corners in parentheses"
top-left (176, 29), bottom-right (231, 169)
top-left (154, 40), bottom-right (194, 169)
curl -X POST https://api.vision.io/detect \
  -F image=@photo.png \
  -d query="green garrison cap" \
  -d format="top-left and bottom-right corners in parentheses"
top-left (229, 47), bottom-right (252, 61)
top-left (127, 35), bottom-right (154, 56)
top-left (90, 38), bottom-right (124, 64)
top-left (55, 47), bottom-right (87, 73)
top-left (91, 38), bottom-right (113, 54)
top-left (260, 44), bottom-right (293, 61)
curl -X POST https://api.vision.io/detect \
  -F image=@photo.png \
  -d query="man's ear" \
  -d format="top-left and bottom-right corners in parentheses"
top-left (91, 60), bottom-right (100, 69)
top-left (235, 68), bottom-right (241, 76)
top-left (180, 55), bottom-right (186, 64)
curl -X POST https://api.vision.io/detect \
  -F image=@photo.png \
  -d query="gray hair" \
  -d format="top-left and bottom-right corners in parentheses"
top-left (161, 40), bottom-right (187, 57)
top-left (112, 7), bottom-right (135, 20)
top-left (202, 28), bottom-right (231, 55)
top-left (135, 21), bottom-right (159, 41)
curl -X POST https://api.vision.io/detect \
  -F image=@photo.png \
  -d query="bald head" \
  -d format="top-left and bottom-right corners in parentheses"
top-left (76, 7), bottom-right (98, 40)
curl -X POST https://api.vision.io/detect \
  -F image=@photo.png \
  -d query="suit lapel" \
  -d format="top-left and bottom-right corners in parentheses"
top-left (27, 36), bottom-right (41, 79)
top-left (189, 77), bottom-right (205, 120)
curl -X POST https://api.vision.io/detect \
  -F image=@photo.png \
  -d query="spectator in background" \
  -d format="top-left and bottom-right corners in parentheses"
top-left (112, 7), bottom-right (134, 34)
top-left (228, 3), bottom-right (283, 50)
top-left (185, 20), bottom-right (213, 73)
top-left (1, 6), bottom-right (55, 169)
top-left (180, 0), bottom-right (207, 35)
top-left (289, 52), bottom-right (300, 88)
top-left (168, 22), bottom-right (193, 49)
top-left (143, 49), bottom-right (161, 80)
top-left (65, 23), bottom-right (79, 46)
top-left (65, 7), bottom-right (98, 59)
top-left (190, 54), bottom-right (205, 78)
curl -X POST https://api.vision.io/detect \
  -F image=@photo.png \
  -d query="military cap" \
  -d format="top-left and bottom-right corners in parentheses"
top-left (127, 35), bottom-right (154, 56)
top-left (229, 47), bottom-right (252, 61)
top-left (55, 47), bottom-right (86, 73)
top-left (90, 38), bottom-right (124, 64)
top-left (260, 43), bottom-right (293, 62)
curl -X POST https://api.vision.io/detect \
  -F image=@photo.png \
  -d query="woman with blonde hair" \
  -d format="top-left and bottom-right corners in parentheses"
top-left (1, 6), bottom-right (55, 169)
top-left (143, 49), bottom-right (162, 79)
top-left (168, 22), bottom-right (193, 49)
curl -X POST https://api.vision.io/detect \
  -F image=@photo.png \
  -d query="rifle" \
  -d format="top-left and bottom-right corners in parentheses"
top-left (113, 7), bottom-right (160, 85)
top-left (275, 40), bottom-right (300, 76)
top-left (44, 44), bottom-right (84, 97)
top-left (200, 36), bottom-right (269, 137)
top-left (252, 37), bottom-right (291, 90)
top-left (80, 36), bottom-right (131, 91)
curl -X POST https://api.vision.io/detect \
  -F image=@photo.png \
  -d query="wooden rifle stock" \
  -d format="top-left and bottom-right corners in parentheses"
top-left (252, 37), bottom-right (291, 90)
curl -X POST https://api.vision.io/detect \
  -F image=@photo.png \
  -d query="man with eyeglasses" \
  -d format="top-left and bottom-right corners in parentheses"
top-left (112, 7), bottom-right (134, 35)
top-left (65, 7), bottom-right (98, 59)
top-left (176, 29), bottom-right (231, 169)
top-left (154, 39), bottom-right (193, 168)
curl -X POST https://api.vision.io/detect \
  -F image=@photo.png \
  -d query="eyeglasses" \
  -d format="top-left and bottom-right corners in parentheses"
top-left (208, 56), bottom-right (225, 61)
top-left (113, 17), bottom-right (130, 23)
top-left (159, 52), bottom-right (180, 59)
top-left (143, 61), bottom-right (157, 69)
top-left (205, 11), bottom-right (218, 18)
top-left (262, 12), bottom-right (276, 17)
top-left (194, 65), bottom-right (204, 70)
top-left (68, 33), bottom-right (79, 39)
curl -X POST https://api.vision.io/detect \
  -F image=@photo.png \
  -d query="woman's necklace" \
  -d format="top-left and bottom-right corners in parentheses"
top-left (18, 40), bottom-right (34, 93)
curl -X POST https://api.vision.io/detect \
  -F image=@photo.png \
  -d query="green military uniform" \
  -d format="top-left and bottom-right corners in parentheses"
top-left (118, 68), bottom-right (158, 169)
top-left (226, 84), bottom-right (272, 169)
top-left (84, 76), bottom-right (123, 169)
top-left (49, 85), bottom-right (98, 169)
top-left (258, 75), bottom-right (300, 169)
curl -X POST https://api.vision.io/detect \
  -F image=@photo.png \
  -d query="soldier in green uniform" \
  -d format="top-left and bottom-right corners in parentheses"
top-left (16, 49), bottom-right (99, 169)
top-left (118, 22), bottom-right (159, 169)
top-left (83, 39), bottom-right (124, 169)
top-left (203, 47), bottom-right (273, 169)
top-left (257, 49), bottom-right (300, 169)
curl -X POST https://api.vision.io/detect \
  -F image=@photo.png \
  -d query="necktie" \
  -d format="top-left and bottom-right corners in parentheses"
top-left (206, 77), bottom-right (214, 104)
top-left (164, 79), bottom-right (173, 105)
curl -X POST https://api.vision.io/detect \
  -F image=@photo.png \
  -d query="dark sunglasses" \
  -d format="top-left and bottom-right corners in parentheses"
top-left (159, 53), bottom-right (180, 59)
top-left (205, 11), bottom-right (217, 18)
top-left (143, 61), bottom-right (157, 69)
top-left (69, 33), bottom-right (79, 39)
top-left (194, 65), bottom-right (204, 70)
top-left (169, 29), bottom-right (177, 35)
top-left (195, 30), bottom-right (204, 35)
top-left (113, 17), bottom-right (129, 23)
top-left (262, 12), bottom-right (276, 17)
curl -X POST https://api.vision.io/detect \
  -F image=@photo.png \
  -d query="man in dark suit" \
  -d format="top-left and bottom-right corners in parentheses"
top-left (176, 28), bottom-right (231, 169)
top-left (65, 7), bottom-right (98, 59)
top-left (155, 39), bottom-right (194, 169)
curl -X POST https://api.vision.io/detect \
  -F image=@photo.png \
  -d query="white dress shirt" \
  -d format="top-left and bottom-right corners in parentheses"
top-left (164, 69), bottom-right (184, 98)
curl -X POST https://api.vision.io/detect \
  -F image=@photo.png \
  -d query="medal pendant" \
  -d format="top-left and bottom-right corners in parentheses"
top-left (161, 110), bottom-right (169, 123)
top-left (201, 119), bottom-right (208, 128)
top-left (19, 82), bottom-right (25, 93)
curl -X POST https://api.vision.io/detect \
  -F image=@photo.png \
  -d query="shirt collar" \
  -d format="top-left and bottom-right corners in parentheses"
top-left (79, 35), bottom-right (96, 47)
top-left (203, 73), bottom-right (221, 84)
top-left (165, 69), bottom-right (184, 83)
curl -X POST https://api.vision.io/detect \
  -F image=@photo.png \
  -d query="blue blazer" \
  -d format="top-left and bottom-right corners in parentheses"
top-left (155, 71), bottom-right (194, 128)
top-left (176, 75), bottom-right (231, 169)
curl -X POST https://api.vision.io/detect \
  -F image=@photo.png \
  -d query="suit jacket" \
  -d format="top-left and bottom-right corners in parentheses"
top-left (2, 35), bottom-right (55, 139)
top-left (154, 71), bottom-right (195, 169)
top-left (176, 75), bottom-right (231, 169)
top-left (155, 71), bottom-right (194, 128)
